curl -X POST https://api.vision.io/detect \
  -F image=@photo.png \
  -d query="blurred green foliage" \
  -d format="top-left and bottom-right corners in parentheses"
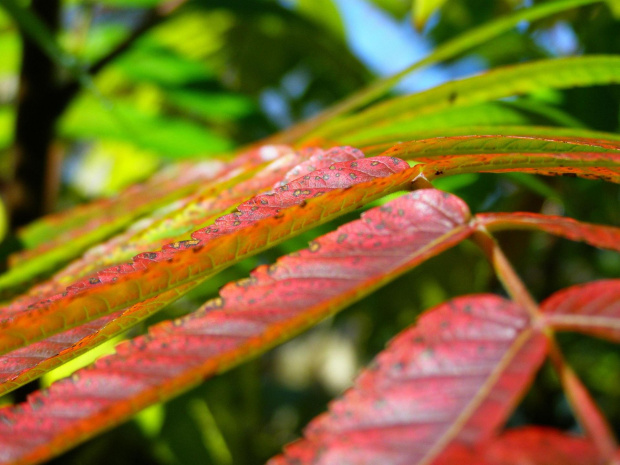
top-left (1, 0), bottom-right (619, 463)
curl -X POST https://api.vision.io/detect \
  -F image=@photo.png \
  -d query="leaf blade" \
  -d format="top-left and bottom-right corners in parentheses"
top-left (0, 156), bottom-right (415, 356)
top-left (541, 280), bottom-right (620, 342)
top-left (269, 295), bottom-right (548, 465)
top-left (317, 56), bottom-right (620, 141)
top-left (0, 189), bottom-right (473, 464)
top-left (434, 427), bottom-right (608, 465)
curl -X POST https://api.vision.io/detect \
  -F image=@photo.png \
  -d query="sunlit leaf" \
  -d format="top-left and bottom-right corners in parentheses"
top-left (269, 295), bottom-right (548, 465)
top-left (281, 0), bottom-right (603, 142)
top-left (0, 156), bottom-right (414, 356)
top-left (315, 56), bottom-right (620, 141)
top-left (0, 189), bottom-right (473, 463)
top-left (421, 151), bottom-right (620, 183)
top-left (0, 160), bottom-right (226, 298)
top-left (0, 146), bottom-right (367, 394)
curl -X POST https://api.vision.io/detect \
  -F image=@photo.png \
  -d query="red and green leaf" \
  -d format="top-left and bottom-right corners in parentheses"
top-left (0, 147), bottom-right (367, 395)
top-left (0, 155), bottom-right (415, 356)
top-left (421, 151), bottom-right (620, 183)
top-left (269, 295), bottom-right (548, 465)
top-left (0, 188), bottom-right (473, 464)
top-left (381, 135), bottom-right (620, 162)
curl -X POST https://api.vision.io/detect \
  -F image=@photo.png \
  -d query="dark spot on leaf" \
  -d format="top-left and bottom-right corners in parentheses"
top-left (349, 173), bottom-right (357, 179)
top-left (435, 170), bottom-right (444, 176)
top-left (337, 233), bottom-right (348, 243)
top-left (350, 162), bottom-right (358, 167)
top-left (449, 91), bottom-right (458, 103)
top-left (562, 172), bottom-right (577, 177)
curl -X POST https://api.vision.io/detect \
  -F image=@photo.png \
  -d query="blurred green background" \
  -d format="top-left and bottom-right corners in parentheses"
top-left (0, 0), bottom-right (620, 463)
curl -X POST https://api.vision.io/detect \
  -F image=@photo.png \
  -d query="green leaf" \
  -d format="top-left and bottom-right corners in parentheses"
top-left (279, 0), bottom-right (604, 143)
top-left (316, 56), bottom-right (620, 140)
top-left (296, 0), bottom-right (346, 39)
top-left (412, 0), bottom-right (448, 30)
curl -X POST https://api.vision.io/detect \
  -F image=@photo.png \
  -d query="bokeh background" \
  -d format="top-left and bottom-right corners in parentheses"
top-left (0, 0), bottom-right (619, 463)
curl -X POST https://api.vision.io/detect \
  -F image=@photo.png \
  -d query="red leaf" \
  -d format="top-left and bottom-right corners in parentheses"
top-left (0, 189), bottom-right (473, 464)
top-left (269, 295), bottom-right (548, 465)
top-left (476, 213), bottom-right (620, 252)
top-left (2, 145), bottom-right (362, 314)
top-left (0, 147), bottom-right (367, 394)
top-left (541, 280), bottom-right (620, 342)
top-left (434, 427), bottom-right (607, 465)
top-left (0, 155), bottom-right (411, 355)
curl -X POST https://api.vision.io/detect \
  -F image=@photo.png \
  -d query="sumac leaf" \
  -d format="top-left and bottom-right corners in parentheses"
top-left (0, 189), bottom-right (473, 464)
top-left (422, 151), bottom-right (620, 183)
top-left (0, 156), bottom-right (414, 356)
top-left (0, 147), bottom-right (366, 395)
top-left (269, 295), bottom-right (548, 465)
top-left (382, 135), bottom-right (620, 162)
top-left (541, 280), bottom-right (620, 342)
top-left (434, 427), bottom-right (608, 465)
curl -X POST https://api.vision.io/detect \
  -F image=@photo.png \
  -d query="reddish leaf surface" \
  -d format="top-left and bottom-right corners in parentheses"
top-left (1, 146), bottom-right (359, 314)
top-left (476, 213), bottom-right (620, 252)
top-left (420, 152), bottom-right (620, 183)
top-left (269, 295), bottom-right (548, 465)
top-left (541, 280), bottom-right (620, 342)
top-left (0, 189), bottom-right (474, 465)
top-left (434, 427), bottom-right (608, 465)
top-left (0, 147), bottom-right (367, 395)
top-left (0, 155), bottom-right (414, 356)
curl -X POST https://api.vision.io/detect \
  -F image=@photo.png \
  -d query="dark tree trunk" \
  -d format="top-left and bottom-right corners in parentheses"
top-left (10, 0), bottom-right (62, 229)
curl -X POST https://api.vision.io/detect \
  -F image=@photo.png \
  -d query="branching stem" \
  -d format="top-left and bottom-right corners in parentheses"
top-left (472, 228), bottom-right (618, 462)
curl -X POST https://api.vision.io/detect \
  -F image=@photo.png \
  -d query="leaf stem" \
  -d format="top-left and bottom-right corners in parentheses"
top-left (470, 229), bottom-right (540, 320)
top-left (472, 227), bottom-right (618, 462)
top-left (547, 338), bottom-right (619, 462)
